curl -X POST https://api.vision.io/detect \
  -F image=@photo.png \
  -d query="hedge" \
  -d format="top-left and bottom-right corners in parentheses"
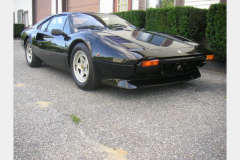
top-left (14, 24), bottom-right (25, 37)
top-left (206, 3), bottom-right (226, 61)
top-left (114, 10), bottom-right (146, 29)
top-left (145, 6), bottom-right (208, 42)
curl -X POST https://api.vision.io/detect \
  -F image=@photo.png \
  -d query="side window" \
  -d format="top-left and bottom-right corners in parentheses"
top-left (63, 18), bottom-right (70, 34)
top-left (47, 15), bottom-right (68, 33)
top-left (37, 19), bottom-right (51, 31)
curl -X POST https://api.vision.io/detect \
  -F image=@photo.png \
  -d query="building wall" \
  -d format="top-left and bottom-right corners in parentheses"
top-left (175, 0), bottom-right (184, 6)
top-left (13, 0), bottom-right (32, 25)
top-left (184, 0), bottom-right (220, 9)
top-left (139, 0), bottom-right (146, 10)
top-left (100, 0), bottom-right (114, 13)
top-left (220, 0), bottom-right (226, 3)
top-left (68, 0), bottom-right (100, 12)
top-left (34, 0), bottom-right (51, 23)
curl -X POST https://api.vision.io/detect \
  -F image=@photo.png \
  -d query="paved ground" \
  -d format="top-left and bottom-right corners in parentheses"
top-left (14, 39), bottom-right (226, 159)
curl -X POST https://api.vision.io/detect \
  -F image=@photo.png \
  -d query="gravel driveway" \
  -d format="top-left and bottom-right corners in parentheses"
top-left (14, 39), bottom-right (226, 159)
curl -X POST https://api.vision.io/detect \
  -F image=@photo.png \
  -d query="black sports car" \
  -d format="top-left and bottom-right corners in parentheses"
top-left (21, 12), bottom-right (214, 90)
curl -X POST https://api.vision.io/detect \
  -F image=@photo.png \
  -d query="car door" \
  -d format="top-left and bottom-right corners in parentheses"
top-left (38, 15), bottom-right (69, 69)
top-left (33, 18), bottom-right (51, 58)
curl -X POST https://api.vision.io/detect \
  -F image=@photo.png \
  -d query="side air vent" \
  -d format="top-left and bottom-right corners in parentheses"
top-left (105, 36), bottom-right (132, 44)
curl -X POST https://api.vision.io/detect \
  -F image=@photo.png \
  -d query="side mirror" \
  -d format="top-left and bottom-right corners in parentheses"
top-left (51, 29), bottom-right (71, 40)
top-left (51, 29), bottom-right (63, 35)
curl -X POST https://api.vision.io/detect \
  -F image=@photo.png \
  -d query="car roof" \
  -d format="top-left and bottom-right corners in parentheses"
top-left (33, 12), bottom-right (115, 29)
top-left (56, 12), bottom-right (113, 16)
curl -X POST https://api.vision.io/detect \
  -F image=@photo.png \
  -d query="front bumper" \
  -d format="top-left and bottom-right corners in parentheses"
top-left (92, 56), bottom-right (205, 89)
top-left (102, 69), bottom-right (201, 89)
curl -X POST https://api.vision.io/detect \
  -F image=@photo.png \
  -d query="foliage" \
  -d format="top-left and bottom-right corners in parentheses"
top-left (206, 3), bottom-right (226, 61)
top-left (71, 114), bottom-right (81, 124)
top-left (114, 10), bottom-right (146, 29)
top-left (14, 24), bottom-right (25, 37)
top-left (161, 0), bottom-right (174, 8)
top-left (145, 6), bottom-right (208, 42)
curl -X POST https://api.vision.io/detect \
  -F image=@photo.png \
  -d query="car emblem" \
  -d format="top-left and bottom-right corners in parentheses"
top-left (177, 64), bottom-right (182, 70)
top-left (177, 50), bottom-right (182, 53)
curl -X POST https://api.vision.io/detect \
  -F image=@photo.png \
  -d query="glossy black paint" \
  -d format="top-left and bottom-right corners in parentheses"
top-left (21, 12), bottom-right (212, 89)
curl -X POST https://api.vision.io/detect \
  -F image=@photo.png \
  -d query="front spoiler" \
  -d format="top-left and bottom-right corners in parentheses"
top-left (102, 69), bottom-right (201, 89)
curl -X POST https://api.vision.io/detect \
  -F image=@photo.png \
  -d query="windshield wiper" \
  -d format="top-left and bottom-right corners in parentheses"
top-left (108, 24), bottom-right (127, 29)
top-left (77, 25), bottom-right (105, 30)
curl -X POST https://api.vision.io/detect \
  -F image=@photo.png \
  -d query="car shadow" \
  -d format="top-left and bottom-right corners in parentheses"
top-left (38, 63), bottom-right (225, 100)
top-left (93, 80), bottom-right (221, 99)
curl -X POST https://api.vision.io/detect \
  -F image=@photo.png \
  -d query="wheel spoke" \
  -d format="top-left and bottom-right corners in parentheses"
top-left (79, 56), bottom-right (84, 62)
top-left (29, 46), bottom-right (32, 54)
top-left (83, 69), bottom-right (88, 77)
top-left (76, 63), bottom-right (81, 70)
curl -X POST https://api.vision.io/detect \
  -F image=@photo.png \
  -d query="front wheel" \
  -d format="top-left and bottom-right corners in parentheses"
top-left (25, 39), bottom-right (42, 67)
top-left (70, 43), bottom-right (100, 90)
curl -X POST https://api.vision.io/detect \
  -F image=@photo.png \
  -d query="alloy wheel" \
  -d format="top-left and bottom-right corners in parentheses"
top-left (73, 51), bottom-right (89, 83)
top-left (26, 43), bottom-right (32, 63)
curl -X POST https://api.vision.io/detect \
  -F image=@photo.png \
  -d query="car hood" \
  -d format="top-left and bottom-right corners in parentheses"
top-left (96, 30), bottom-right (207, 59)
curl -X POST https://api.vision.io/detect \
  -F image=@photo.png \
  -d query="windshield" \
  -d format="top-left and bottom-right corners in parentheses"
top-left (71, 13), bottom-right (137, 32)
top-left (71, 13), bottom-right (105, 33)
top-left (91, 14), bottom-right (137, 30)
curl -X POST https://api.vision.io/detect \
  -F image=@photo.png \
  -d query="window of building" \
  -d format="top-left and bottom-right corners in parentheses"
top-left (118, 0), bottom-right (128, 12)
top-left (17, 9), bottom-right (23, 24)
top-left (114, 0), bottom-right (132, 12)
top-left (146, 0), bottom-right (161, 8)
top-left (24, 11), bottom-right (29, 28)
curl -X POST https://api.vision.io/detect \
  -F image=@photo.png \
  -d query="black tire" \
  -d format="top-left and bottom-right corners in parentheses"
top-left (70, 43), bottom-right (100, 90)
top-left (25, 38), bottom-right (42, 67)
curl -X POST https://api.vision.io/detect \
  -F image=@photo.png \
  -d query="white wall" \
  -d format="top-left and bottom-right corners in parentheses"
top-left (58, 0), bottom-right (62, 13)
top-left (146, 0), bottom-right (158, 8)
top-left (51, 0), bottom-right (56, 15)
top-left (184, 0), bottom-right (220, 9)
top-left (132, 0), bottom-right (139, 10)
top-left (13, 0), bottom-right (32, 25)
top-left (52, 0), bottom-right (63, 14)
top-left (100, 0), bottom-right (114, 13)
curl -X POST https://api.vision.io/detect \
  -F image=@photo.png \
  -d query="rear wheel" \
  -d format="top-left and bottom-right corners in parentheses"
top-left (25, 39), bottom-right (42, 67)
top-left (70, 43), bottom-right (100, 90)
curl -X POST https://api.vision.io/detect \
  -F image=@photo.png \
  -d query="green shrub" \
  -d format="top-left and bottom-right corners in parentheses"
top-left (145, 6), bottom-right (208, 42)
top-left (14, 24), bottom-right (25, 37)
top-left (114, 10), bottom-right (146, 29)
top-left (206, 3), bottom-right (226, 61)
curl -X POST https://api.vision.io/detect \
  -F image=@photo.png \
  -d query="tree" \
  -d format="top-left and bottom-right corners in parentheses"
top-left (161, 0), bottom-right (174, 8)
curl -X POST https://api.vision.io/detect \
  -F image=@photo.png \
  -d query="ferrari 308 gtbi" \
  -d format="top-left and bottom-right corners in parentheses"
top-left (21, 12), bottom-right (214, 90)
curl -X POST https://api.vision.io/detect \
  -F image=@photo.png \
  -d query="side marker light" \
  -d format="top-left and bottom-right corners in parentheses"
top-left (142, 59), bottom-right (159, 67)
top-left (206, 55), bottom-right (214, 60)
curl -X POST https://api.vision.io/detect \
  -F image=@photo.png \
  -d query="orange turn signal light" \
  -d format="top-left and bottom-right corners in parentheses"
top-left (142, 59), bottom-right (159, 67)
top-left (206, 55), bottom-right (214, 60)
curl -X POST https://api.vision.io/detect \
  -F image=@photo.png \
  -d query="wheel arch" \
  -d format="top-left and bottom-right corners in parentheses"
top-left (24, 35), bottom-right (30, 47)
top-left (67, 39), bottom-right (91, 67)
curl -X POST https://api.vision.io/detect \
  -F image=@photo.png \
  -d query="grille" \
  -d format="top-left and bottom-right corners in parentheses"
top-left (158, 61), bottom-right (203, 76)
